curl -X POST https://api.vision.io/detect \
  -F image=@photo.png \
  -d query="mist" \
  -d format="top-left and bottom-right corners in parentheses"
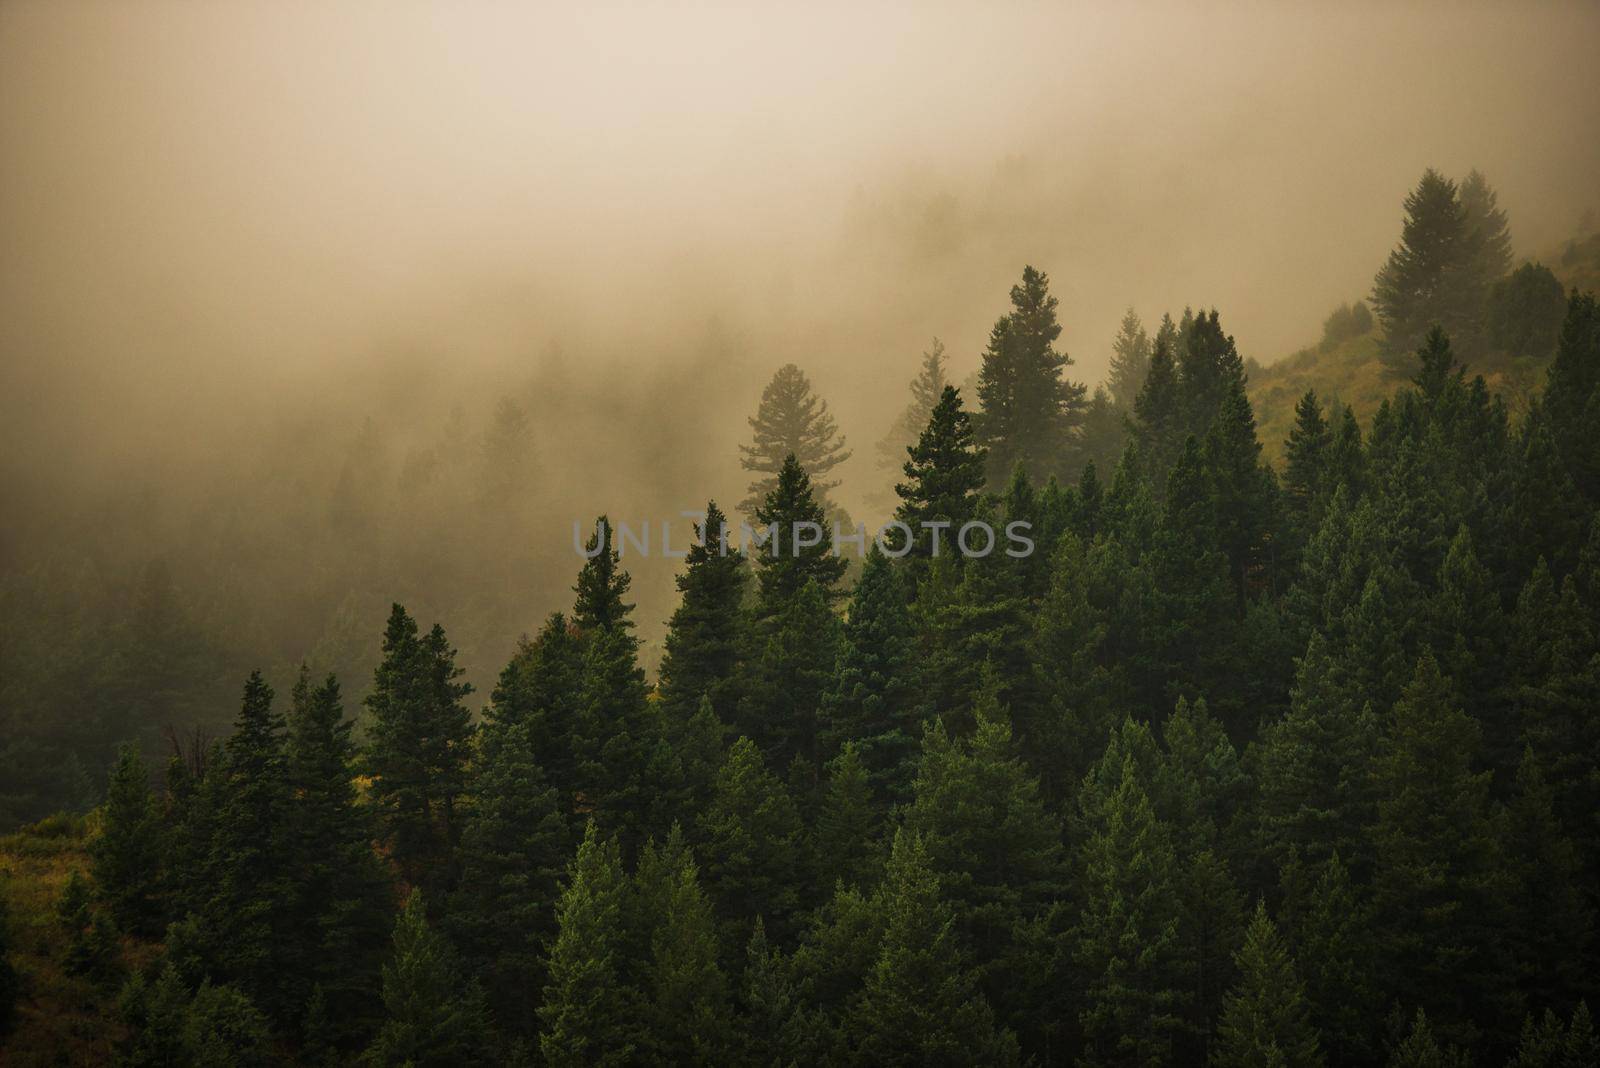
top-left (3, 0), bottom-right (1599, 685)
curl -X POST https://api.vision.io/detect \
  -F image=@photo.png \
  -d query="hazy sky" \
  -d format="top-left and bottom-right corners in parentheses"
top-left (4, 1), bottom-right (1600, 515)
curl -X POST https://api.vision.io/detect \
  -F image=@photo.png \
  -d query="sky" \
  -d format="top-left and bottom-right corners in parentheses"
top-left (4, 0), bottom-right (1599, 536)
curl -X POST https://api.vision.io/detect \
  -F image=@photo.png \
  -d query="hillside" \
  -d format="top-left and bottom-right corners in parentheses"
top-left (0, 816), bottom-right (133, 1066)
top-left (1250, 226), bottom-right (1600, 464)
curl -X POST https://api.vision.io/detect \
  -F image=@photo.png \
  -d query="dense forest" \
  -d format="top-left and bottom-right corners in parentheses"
top-left (4, 160), bottom-right (1600, 1067)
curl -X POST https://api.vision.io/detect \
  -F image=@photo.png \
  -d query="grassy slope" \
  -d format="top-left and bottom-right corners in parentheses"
top-left (0, 816), bottom-right (135, 1067)
top-left (1250, 228), bottom-right (1600, 466)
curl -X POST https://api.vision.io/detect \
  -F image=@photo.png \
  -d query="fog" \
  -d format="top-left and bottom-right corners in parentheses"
top-left (3, 1), bottom-right (1599, 686)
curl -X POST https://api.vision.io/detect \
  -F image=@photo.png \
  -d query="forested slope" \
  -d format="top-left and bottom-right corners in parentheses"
top-left (4, 265), bottom-right (1600, 1066)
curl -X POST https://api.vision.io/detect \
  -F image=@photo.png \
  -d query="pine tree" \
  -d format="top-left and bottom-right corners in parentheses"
top-left (1282, 851), bottom-right (1380, 1065)
top-left (538, 822), bottom-right (636, 1067)
top-left (739, 577), bottom-right (841, 772)
top-left (573, 516), bottom-right (636, 634)
top-left (893, 385), bottom-right (988, 566)
top-left (903, 694), bottom-right (1064, 1030)
top-left (976, 265), bottom-right (1086, 486)
top-left (751, 454), bottom-right (848, 613)
top-left (199, 670), bottom-right (299, 1021)
top-left (1212, 902), bottom-right (1323, 1067)
top-left (92, 742), bottom-right (163, 935)
top-left (446, 720), bottom-right (570, 1039)
top-left (1255, 633), bottom-right (1381, 876)
top-left (364, 606), bottom-right (476, 889)
top-left (1132, 333), bottom-right (1187, 494)
top-left (657, 501), bottom-right (747, 725)
top-left (572, 621), bottom-right (660, 855)
top-left (1107, 307), bottom-right (1153, 410)
top-left (363, 890), bottom-right (491, 1068)
top-left (1502, 747), bottom-right (1595, 1015)
top-left (1387, 1009), bottom-right (1469, 1068)
top-left (848, 828), bottom-right (1019, 1065)
top-left (814, 743), bottom-right (880, 892)
top-left (1024, 529), bottom-right (1124, 799)
top-left (1458, 169), bottom-right (1513, 295)
top-left (1488, 262), bottom-right (1567, 359)
top-left (1507, 1002), bottom-right (1599, 1068)
top-left (1369, 651), bottom-right (1513, 1046)
top-left (875, 339), bottom-right (950, 491)
top-left (1327, 404), bottom-right (1366, 498)
top-left (738, 917), bottom-right (808, 1066)
top-left (740, 363), bottom-right (852, 518)
top-left (284, 668), bottom-right (392, 1048)
top-left (1204, 374), bottom-right (1277, 609)
top-left (487, 612), bottom-right (583, 815)
top-left (635, 833), bottom-right (731, 1063)
top-left (1429, 525), bottom-right (1508, 758)
top-left (1073, 751), bottom-right (1188, 1065)
top-left (819, 545), bottom-right (917, 801)
top-left (1372, 169), bottom-right (1480, 370)
top-left (1542, 291), bottom-right (1600, 503)
top-left (1283, 389), bottom-right (1332, 567)
top-left (696, 737), bottom-right (807, 947)
top-left (1179, 308), bottom-right (1248, 439)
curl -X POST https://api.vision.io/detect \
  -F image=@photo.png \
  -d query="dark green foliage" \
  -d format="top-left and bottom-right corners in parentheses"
top-left (572, 622), bottom-right (660, 854)
top-left (1180, 308), bottom-right (1248, 439)
top-left (740, 363), bottom-right (852, 519)
top-left (1508, 1002), bottom-right (1599, 1068)
top-left (1370, 652), bottom-right (1514, 1046)
top-left (1502, 748), bottom-right (1595, 1014)
top-left (1372, 169), bottom-right (1491, 367)
top-left (820, 546), bottom-right (917, 801)
top-left (893, 385), bottom-right (988, 565)
top-left (538, 823), bottom-right (635, 1067)
top-left (751, 454), bottom-right (848, 612)
top-left (1203, 373), bottom-right (1277, 609)
top-left (903, 695), bottom-right (1064, 1030)
top-left (573, 516), bottom-right (636, 634)
top-left (1489, 262), bottom-right (1567, 358)
top-left (1320, 299), bottom-right (1374, 352)
top-left (697, 737), bottom-right (807, 947)
top-left (633, 831), bottom-right (730, 1063)
top-left (196, 671), bottom-right (300, 1021)
top-left (364, 606), bottom-right (476, 888)
top-left (487, 612), bottom-right (583, 806)
top-left (1542, 291), bottom-right (1600, 502)
top-left (739, 577), bottom-right (841, 772)
top-left (1133, 333), bottom-right (1185, 489)
top-left (14, 263), bottom-right (1600, 1068)
top-left (1387, 1009), bottom-right (1470, 1068)
top-left (847, 828), bottom-right (1019, 1066)
top-left (446, 720), bottom-right (570, 1039)
top-left (364, 890), bottom-right (491, 1068)
top-left (657, 501), bottom-right (747, 726)
top-left (1212, 902), bottom-right (1323, 1068)
top-left (1073, 746), bottom-right (1187, 1065)
top-left (814, 743), bottom-right (880, 893)
top-left (92, 743), bottom-right (163, 936)
top-left (1281, 851), bottom-right (1380, 1065)
top-left (1255, 633), bottom-right (1381, 876)
top-left (285, 668), bottom-right (392, 1046)
top-left (976, 265), bottom-right (1086, 486)
top-left (118, 963), bottom-right (272, 1068)
top-left (738, 917), bottom-right (809, 1066)
top-left (1107, 307), bottom-right (1153, 409)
